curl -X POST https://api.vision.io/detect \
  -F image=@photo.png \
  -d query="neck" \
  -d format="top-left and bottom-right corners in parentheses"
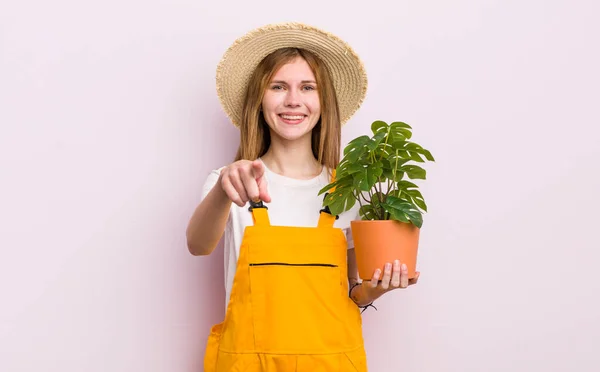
top-left (261, 133), bottom-right (322, 179)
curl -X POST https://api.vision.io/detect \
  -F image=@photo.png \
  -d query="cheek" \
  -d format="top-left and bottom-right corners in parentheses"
top-left (262, 94), bottom-right (280, 115)
top-left (309, 97), bottom-right (321, 116)
top-left (305, 94), bottom-right (321, 115)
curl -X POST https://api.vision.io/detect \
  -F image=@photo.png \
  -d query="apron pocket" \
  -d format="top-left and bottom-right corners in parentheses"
top-left (248, 262), bottom-right (347, 353)
top-left (249, 262), bottom-right (338, 268)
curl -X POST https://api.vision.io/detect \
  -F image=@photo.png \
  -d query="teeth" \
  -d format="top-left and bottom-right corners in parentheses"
top-left (280, 115), bottom-right (304, 120)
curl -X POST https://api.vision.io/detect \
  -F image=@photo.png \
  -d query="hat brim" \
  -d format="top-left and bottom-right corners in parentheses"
top-left (216, 22), bottom-right (368, 127)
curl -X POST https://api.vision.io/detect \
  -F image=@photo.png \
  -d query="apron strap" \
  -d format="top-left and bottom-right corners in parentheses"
top-left (317, 209), bottom-right (337, 228)
top-left (249, 201), bottom-right (270, 227)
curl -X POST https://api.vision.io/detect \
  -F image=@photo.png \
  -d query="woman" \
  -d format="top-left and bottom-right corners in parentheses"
top-left (186, 23), bottom-right (418, 371)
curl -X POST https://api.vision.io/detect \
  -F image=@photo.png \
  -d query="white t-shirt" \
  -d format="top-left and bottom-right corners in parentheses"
top-left (201, 158), bottom-right (361, 306)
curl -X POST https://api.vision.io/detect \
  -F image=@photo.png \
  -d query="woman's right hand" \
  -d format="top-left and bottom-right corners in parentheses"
top-left (218, 159), bottom-right (271, 207)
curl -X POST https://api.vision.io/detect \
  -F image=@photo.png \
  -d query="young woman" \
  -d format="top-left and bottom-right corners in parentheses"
top-left (186, 23), bottom-right (419, 371)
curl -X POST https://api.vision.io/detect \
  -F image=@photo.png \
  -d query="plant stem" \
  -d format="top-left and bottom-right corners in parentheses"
top-left (383, 179), bottom-right (393, 220)
top-left (355, 191), bottom-right (364, 218)
top-left (377, 127), bottom-right (391, 163)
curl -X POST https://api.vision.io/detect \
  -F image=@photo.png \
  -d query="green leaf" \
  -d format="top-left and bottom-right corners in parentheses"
top-left (394, 149), bottom-right (409, 159)
top-left (381, 195), bottom-right (423, 227)
top-left (390, 121), bottom-right (413, 141)
top-left (399, 165), bottom-right (426, 180)
top-left (379, 160), bottom-right (396, 182)
top-left (387, 152), bottom-right (410, 172)
top-left (317, 174), bottom-right (353, 195)
top-left (353, 161), bottom-right (383, 191)
top-left (374, 143), bottom-right (393, 160)
top-left (368, 130), bottom-right (387, 150)
top-left (408, 152), bottom-right (425, 162)
top-left (405, 142), bottom-right (435, 162)
top-left (380, 202), bottom-right (410, 223)
top-left (383, 168), bottom-right (404, 182)
top-left (346, 135), bottom-right (371, 148)
top-left (397, 180), bottom-right (418, 189)
top-left (368, 160), bottom-right (384, 176)
top-left (343, 135), bottom-right (370, 162)
top-left (407, 143), bottom-right (434, 160)
top-left (404, 209), bottom-right (423, 227)
top-left (397, 182), bottom-right (428, 212)
top-left (359, 204), bottom-right (379, 220)
top-left (323, 187), bottom-right (357, 215)
top-left (371, 120), bottom-right (389, 135)
top-left (390, 210), bottom-right (411, 224)
top-left (390, 141), bottom-right (422, 162)
top-left (346, 163), bottom-right (365, 175)
top-left (335, 159), bottom-right (352, 176)
top-left (390, 121), bottom-right (412, 130)
top-left (382, 195), bottom-right (413, 209)
top-left (407, 190), bottom-right (428, 211)
top-left (318, 183), bottom-right (335, 196)
top-left (421, 148), bottom-right (435, 161)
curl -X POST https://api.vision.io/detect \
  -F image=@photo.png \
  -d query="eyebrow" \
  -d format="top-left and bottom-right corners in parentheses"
top-left (271, 80), bottom-right (317, 84)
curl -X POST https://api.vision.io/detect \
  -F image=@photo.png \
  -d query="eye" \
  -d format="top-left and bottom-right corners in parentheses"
top-left (303, 85), bottom-right (316, 91)
top-left (271, 84), bottom-right (284, 90)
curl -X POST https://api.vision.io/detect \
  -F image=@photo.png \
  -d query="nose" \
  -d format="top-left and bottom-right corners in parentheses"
top-left (284, 89), bottom-right (301, 108)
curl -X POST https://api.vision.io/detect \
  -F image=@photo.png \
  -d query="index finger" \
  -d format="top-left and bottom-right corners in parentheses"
top-left (251, 160), bottom-right (265, 178)
top-left (369, 268), bottom-right (381, 289)
top-left (237, 167), bottom-right (256, 202)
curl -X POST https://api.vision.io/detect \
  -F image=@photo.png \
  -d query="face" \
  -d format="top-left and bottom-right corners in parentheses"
top-left (261, 56), bottom-right (321, 142)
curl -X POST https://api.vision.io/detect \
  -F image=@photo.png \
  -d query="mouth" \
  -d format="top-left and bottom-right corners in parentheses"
top-left (278, 114), bottom-right (307, 125)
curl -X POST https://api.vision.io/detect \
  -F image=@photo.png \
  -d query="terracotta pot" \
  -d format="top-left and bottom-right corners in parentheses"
top-left (350, 220), bottom-right (420, 280)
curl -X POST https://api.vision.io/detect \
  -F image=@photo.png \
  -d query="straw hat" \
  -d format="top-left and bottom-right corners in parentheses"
top-left (216, 22), bottom-right (368, 127)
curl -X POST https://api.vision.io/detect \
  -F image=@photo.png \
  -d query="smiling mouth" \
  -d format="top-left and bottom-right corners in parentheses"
top-left (279, 114), bottom-right (306, 120)
top-left (278, 114), bottom-right (306, 124)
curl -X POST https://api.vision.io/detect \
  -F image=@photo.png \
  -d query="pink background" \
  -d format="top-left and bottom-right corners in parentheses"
top-left (1, 0), bottom-right (599, 371)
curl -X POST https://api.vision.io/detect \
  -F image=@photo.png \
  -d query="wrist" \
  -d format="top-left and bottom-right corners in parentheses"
top-left (350, 282), bottom-right (374, 307)
top-left (215, 174), bottom-right (232, 203)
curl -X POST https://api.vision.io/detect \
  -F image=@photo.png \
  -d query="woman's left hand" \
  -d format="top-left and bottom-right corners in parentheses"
top-left (361, 260), bottom-right (420, 303)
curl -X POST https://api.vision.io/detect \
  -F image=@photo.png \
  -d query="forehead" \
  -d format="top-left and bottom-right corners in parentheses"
top-left (271, 57), bottom-right (316, 81)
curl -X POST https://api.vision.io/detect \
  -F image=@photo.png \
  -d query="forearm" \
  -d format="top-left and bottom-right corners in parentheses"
top-left (186, 179), bottom-right (232, 256)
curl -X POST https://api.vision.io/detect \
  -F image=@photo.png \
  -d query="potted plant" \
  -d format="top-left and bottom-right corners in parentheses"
top-left (319, 120), bottom-right (435, 280)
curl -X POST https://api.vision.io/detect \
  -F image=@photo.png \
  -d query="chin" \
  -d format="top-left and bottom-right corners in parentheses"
top-left (272, 130), bottom-right (310, 142)
top-left (269, 122), bottom-right (317, 141)
top-left (268, 125), bottom-right (312, 141)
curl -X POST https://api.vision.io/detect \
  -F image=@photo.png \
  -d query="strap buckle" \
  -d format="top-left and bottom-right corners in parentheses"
top-left (248, 200), bottom-right (268, 211)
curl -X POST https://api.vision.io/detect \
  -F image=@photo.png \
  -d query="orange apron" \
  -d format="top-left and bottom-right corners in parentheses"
top-left (204, 198), bottom-right (368, 371)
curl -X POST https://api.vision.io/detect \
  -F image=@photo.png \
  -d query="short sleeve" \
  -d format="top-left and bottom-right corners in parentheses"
top-left (345, 228), bottom-right (355, 250)
top-left (201, 169), bottom-right (223, 201)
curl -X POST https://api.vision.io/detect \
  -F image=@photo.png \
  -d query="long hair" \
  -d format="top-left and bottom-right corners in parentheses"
top-left (234, 48), bottom-right (341, 171)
